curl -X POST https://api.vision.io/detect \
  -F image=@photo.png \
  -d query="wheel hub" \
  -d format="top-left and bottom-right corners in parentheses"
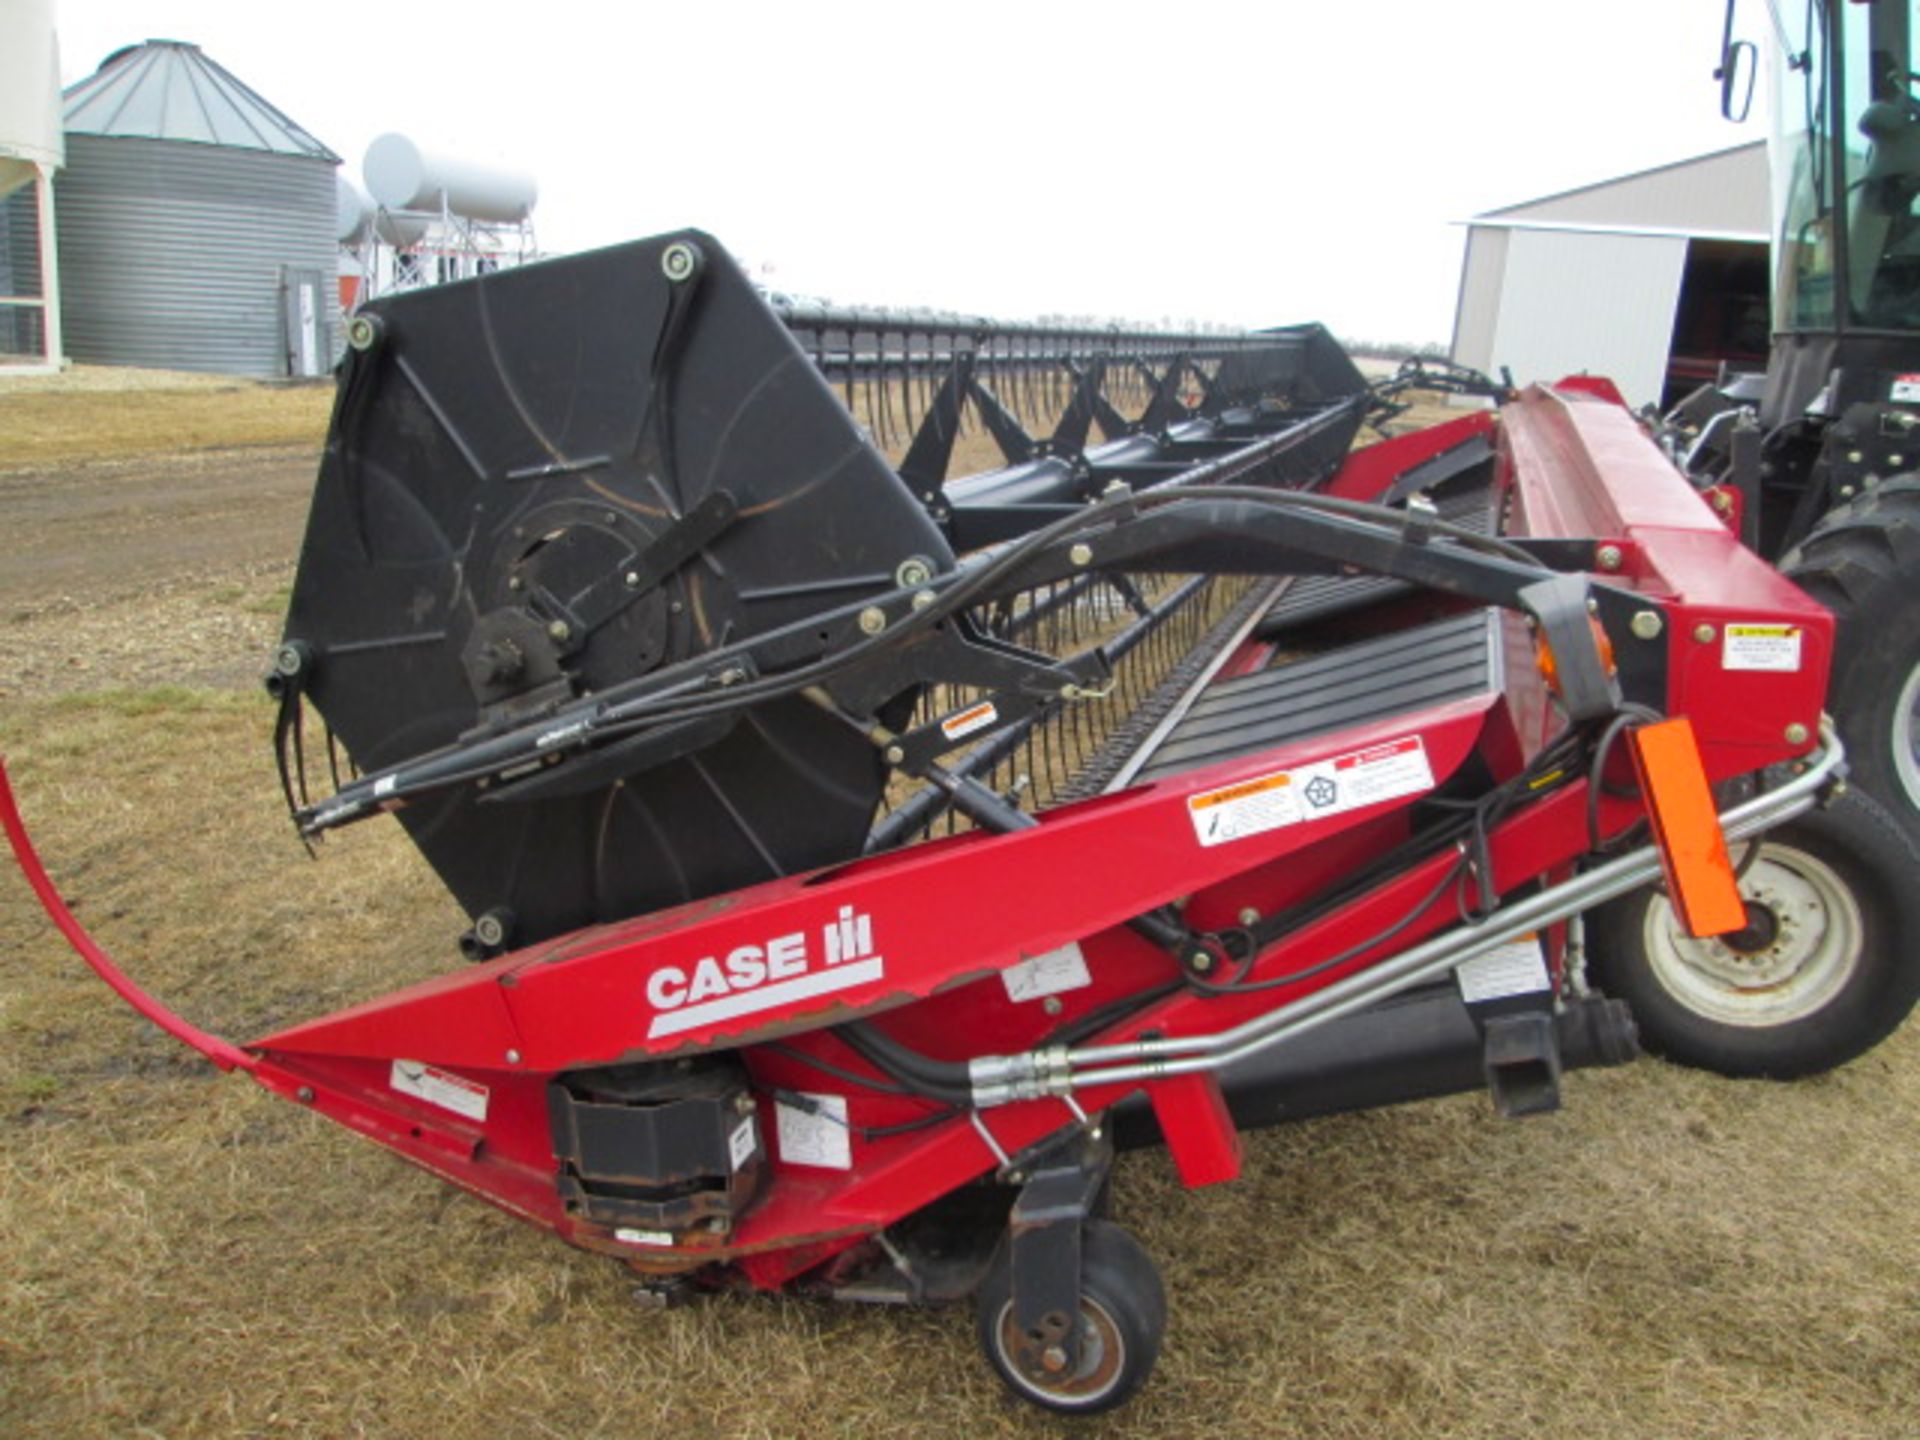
top-left (1640, 844), bottom-right (1864, 1027)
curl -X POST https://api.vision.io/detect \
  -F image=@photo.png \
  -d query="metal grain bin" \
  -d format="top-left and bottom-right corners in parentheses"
top-left (56, 40), bottom-right (340, 377)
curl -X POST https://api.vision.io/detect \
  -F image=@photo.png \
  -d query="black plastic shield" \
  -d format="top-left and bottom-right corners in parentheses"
top-left (282, 232), bottom-right (952, 948)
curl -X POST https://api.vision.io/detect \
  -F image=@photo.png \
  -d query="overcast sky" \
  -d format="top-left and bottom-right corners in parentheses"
top-left (52, 1), bottom-right (1764, 343)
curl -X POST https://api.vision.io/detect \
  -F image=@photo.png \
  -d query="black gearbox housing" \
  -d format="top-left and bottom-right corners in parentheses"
top-left (549, 1057), bottom-right (764, 1234)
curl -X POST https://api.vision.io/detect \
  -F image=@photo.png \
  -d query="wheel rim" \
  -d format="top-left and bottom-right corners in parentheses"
top-left (1894, 658), bottom-right (1920, 815)
top-left (992, 1295), bottom-right (1126, 1408)
top-left (1639, 842), bottom-right (1863, 1027)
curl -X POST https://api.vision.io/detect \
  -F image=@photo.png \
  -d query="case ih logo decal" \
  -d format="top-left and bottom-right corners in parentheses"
top-left (645, 906), bottom-right (883, 1038)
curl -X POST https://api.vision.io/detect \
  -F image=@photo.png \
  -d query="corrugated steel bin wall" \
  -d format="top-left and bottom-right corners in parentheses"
top-left (56, 134), bottom-right (337, 376)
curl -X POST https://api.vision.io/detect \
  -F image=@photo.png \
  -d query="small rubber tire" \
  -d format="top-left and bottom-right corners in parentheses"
top-left (1779, 476), bottom-right (1920, 830)
top-left (975, 1219), bottom-right (1166, 1415)
top-left (1586, 787), bottom-right (1920, 1078)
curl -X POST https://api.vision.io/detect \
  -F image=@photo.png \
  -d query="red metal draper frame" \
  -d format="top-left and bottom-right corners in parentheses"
top-left (1, 381), bottom-right (1833, 1290)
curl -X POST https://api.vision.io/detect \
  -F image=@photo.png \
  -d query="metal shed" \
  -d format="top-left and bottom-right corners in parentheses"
top-left (1451, 143), bottom-right (1769, 410)
top-left (55, 39), bottom-right (340, 377)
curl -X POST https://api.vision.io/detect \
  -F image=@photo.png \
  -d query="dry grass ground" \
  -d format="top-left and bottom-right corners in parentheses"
top-left (1, 369), bottom-right (1915, 1439)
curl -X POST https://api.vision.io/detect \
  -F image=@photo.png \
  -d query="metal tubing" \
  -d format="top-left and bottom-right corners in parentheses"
top-left (974, 725), bottom-right (1842, 1104)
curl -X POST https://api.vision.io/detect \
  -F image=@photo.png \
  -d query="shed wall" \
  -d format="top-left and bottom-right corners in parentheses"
top-left (1486, 229), bottom-right (1688, 409)
top-left (1449, 226), bottom-right (1509, 376)
top-left (56, 134), bottom-right (337, 375)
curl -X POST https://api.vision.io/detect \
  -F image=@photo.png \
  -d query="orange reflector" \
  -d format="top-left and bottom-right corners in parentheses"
top-left (1627, 717), bottom-right (1747, 937)
top-left (1535, 616), bottom-right (1617, 699)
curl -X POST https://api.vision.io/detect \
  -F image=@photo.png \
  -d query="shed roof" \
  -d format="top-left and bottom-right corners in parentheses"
top-left (1471, 142), bottom-right (1767, 240)
top-left (63, 39), bottom-right (338, 161)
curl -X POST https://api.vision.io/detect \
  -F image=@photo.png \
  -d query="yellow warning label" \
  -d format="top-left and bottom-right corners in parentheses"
top-left (1189, 772), bottom-right (1293, 809)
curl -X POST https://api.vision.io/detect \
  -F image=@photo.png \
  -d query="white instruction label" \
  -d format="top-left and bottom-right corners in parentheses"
top-left (614, 1227), bottom-right (675, 1247)
top-left (941, 701), bottom-right (999, 743)
top-left (775, 1092), bottom-right (852, 1170)
top-left (389, 1059), bottom-right (490, 1122)
top-left (1454, 934), bottom-right (1552, 1004)
top-left (1891, 373), bottom-right (1920, 404)
top-left (1002, 942), bottom-right (1092, 1002)
top-left (1722, 623), bottom-right (1802, 673)
top-left (1188, 736), bottom-right (1435, 847)
top-left (729, 1117), bottom-right (758, 1172)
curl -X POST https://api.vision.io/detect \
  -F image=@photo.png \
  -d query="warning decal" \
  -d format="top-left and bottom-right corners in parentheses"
top-left (1188, 736), bottom-right (1435, 847)
top-left (1723, 623), bottom-right (1802, 673)
top-left (1454, 934), bottom-right (1552, 1003)
top-left (941, 701), bottom-right (1000, 742)
top-left (389, 1060), bottom-right (490, 1122)
top-left (1002, 942), bottom-right (1093, 1002)
top-left (1891, 373), bottom-right (1920, 404)
top-left (775, 1092), bottom-right (852, 1170)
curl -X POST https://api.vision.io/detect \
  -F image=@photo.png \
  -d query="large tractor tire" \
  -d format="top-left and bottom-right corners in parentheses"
top-left (1586, 788), bottom-right (1920, 1078)
top-left (1779, 476), bottom-right (1920, 830)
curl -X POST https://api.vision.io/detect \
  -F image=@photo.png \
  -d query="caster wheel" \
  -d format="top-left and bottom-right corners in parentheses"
top-left (974, 1219), bottom-right (1166, 1415)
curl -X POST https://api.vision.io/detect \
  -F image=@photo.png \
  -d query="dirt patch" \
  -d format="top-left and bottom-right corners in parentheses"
top-left (1, 376), bottom-right (1916, 1439)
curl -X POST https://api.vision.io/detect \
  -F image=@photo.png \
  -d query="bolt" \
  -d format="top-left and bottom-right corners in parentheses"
top-left (1710, 490), bottom-right (1733, 513)
top-left (1238, 907), bottom-right (1260, 926)
top-left (1839, 485), bottom-right (1857, 498)
top-left (625, 571), bottom-right (641, 588)
top-left (273, 643), bottom-right (304, 677)
top-left (1630, 610), bottom-right (1663, 640)
top-left (1891, 454), bottom-right (1906, 468)
top-left (1846, 450), bottom-right (1864, 464)
top-left (734, 1093), bottom-right (757, 1115)
top-left (1189, 949), bottom-right (1215, 973)
top-left (1069, 542), bottom-right (1094, 567)
top-left (1596, 544), bottom-right (1624, 572)
top-left (911, 589), bottom-right (935, 611)
top-left (296, 1086), bottom-right (315, 1103)
top-left (895, 556), bottom-right (934, 588)
top-left (508, 575), bottom-right (524, 592)
top-left (670, 600), bottom-right (684, 614)
top-left (661, 242), bottom-right (698, 282)
top-left (547, 620), bottom-right (571, 644)
top-left (1784, 722), bottom-right (1810, 746)
top-left (1060, 683), bottom-right (1081, 700)
top-left (858, 606), bottom-right (887, 635)
top-left (1042, 996), bottom-right (1064, 1017)
top-left (474, 912), bottom-right (508, 947)
top-left (505, 1049), bottom-right (522, 1065)
top-left (1693, 623), bottom-right (1717, 643)
top-left (884, 744), bottom-right (905, 765)
top-left (716, 665), bottom-right (748, 686)
top-left (346, 313), bottom-right (382, 352)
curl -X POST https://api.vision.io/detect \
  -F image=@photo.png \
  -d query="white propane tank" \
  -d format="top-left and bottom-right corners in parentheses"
top-left (0, 0), bottom-right (64, 197)
top-left (335, 173), bottom-right (372, 244)
top-left (336, 174), bottom-right (431, 248)
top-left (363, 132), bottom-right (537, 224)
